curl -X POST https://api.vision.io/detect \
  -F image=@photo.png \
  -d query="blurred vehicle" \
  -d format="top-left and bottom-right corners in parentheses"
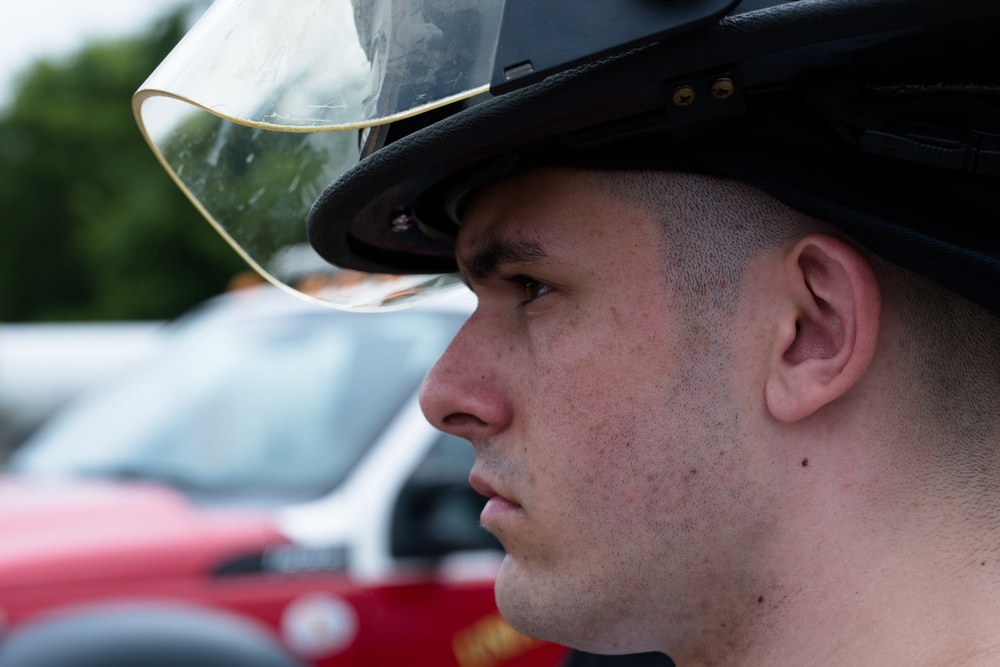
top-left (0, 322), bottom-right (165, 460)
top-left (0, 285), bottom-right (566, 667)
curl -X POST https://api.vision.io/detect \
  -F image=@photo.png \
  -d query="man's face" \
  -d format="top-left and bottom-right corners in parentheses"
top-left (419, 168), bottom-right (776, 654)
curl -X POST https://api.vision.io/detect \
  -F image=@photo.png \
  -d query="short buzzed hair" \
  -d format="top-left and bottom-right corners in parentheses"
top-left (599, 170), bottom-right (826, 315)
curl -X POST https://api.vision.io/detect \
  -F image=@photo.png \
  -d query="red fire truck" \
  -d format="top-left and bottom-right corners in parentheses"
top-left (0, 286), bottom-right (566, 667)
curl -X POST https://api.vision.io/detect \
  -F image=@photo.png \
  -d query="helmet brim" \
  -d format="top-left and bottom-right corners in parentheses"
top-left (308, 0), bottom-right (1000, 313)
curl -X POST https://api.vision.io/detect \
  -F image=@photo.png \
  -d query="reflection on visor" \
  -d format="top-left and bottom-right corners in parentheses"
top-left (137, 0), bottom-right (501, 130)
top-left (133, 0), bottom-right (499, 309)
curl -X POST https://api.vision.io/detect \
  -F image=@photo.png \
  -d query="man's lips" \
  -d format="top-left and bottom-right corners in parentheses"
top-left (469, 470), bottom-right (522, 525)
top-left (468, 470), bottom-right (497, 499)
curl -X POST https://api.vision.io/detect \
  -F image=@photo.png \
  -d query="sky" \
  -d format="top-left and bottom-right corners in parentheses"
top-left (1, 0), bottom-right (190, 105)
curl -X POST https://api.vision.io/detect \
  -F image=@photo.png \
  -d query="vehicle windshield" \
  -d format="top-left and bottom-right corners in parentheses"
top-left (10, 300), bottom-right (464, 505)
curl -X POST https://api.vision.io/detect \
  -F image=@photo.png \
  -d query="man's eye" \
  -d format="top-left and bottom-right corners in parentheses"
top-left (512, 275), bottom-right (551, 305)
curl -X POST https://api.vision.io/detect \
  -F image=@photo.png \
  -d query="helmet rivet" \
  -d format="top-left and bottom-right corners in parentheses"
top-left (672, 85), bottom-right (696, 107)
top-left (390, 212), bottom-right (414, 233)
top-left (711, 78), bottom-right (735, 100)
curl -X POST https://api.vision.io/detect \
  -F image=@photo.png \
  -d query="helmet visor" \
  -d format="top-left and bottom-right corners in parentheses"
top-left (133, 0), bottom-right (501, 309)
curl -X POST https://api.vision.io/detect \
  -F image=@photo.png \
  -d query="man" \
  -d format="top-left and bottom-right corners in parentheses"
top-left (136, 0), bottom-right (1000, 664)
top-left (419, 166), bottom-right (1000, 665)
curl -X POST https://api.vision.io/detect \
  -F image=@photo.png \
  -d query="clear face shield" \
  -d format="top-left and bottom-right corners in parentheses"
top-left (133, 0), bottom-right (503, 309)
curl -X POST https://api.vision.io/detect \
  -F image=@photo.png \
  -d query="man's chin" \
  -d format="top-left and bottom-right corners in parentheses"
top-left (494, 557), bottom-right (584, 648)
top-left (495, 560), bottom-right (645, 654)
top-left (493, 556), bottom-right (543, 637)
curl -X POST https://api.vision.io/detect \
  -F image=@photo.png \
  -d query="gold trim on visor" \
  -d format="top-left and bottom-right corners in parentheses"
top-left (132, 0), bottom-right (499, 309)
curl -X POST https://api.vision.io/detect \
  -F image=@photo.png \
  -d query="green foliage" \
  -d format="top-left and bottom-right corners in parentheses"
top-left (0, 3), bottom-right (247, 322)
top-left (157, 110), bottom-right (358, 272)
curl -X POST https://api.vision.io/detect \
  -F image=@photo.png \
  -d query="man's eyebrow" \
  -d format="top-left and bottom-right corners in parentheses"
top-left (460, 233), bottom-right (548, 284)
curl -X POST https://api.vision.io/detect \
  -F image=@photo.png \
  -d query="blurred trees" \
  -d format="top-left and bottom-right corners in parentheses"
top-left (0, 3), bottom-right (246, 322)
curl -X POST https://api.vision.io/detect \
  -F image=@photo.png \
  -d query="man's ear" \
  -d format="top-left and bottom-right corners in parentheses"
top-left (765, 234), bottom-right (881, 423)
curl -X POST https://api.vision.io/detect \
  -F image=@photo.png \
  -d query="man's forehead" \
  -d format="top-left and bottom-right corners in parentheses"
top-left (452, 167), bottom-right (672, 289)
top-left (453, 169), bottom-right (568, 272)
top-left (456, 226), bottom-right (549, 283)
top-left (456, 166), bottom-right (608, 235)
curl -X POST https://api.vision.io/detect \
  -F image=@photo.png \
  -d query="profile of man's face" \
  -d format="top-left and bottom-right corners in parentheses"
top-left (419, 168), bottom-right (781, 654)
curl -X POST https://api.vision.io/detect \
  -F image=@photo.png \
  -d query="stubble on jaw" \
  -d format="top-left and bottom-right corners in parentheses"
top-left (592, 170), bottom-right (793, 656)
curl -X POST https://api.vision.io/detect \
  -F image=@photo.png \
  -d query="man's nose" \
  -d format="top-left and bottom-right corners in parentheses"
top-left (419, 319), bottom-right (512, 443)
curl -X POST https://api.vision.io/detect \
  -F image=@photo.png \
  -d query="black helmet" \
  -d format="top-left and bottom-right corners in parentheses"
top-left (135, 0), bottom-right (1000, 312)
